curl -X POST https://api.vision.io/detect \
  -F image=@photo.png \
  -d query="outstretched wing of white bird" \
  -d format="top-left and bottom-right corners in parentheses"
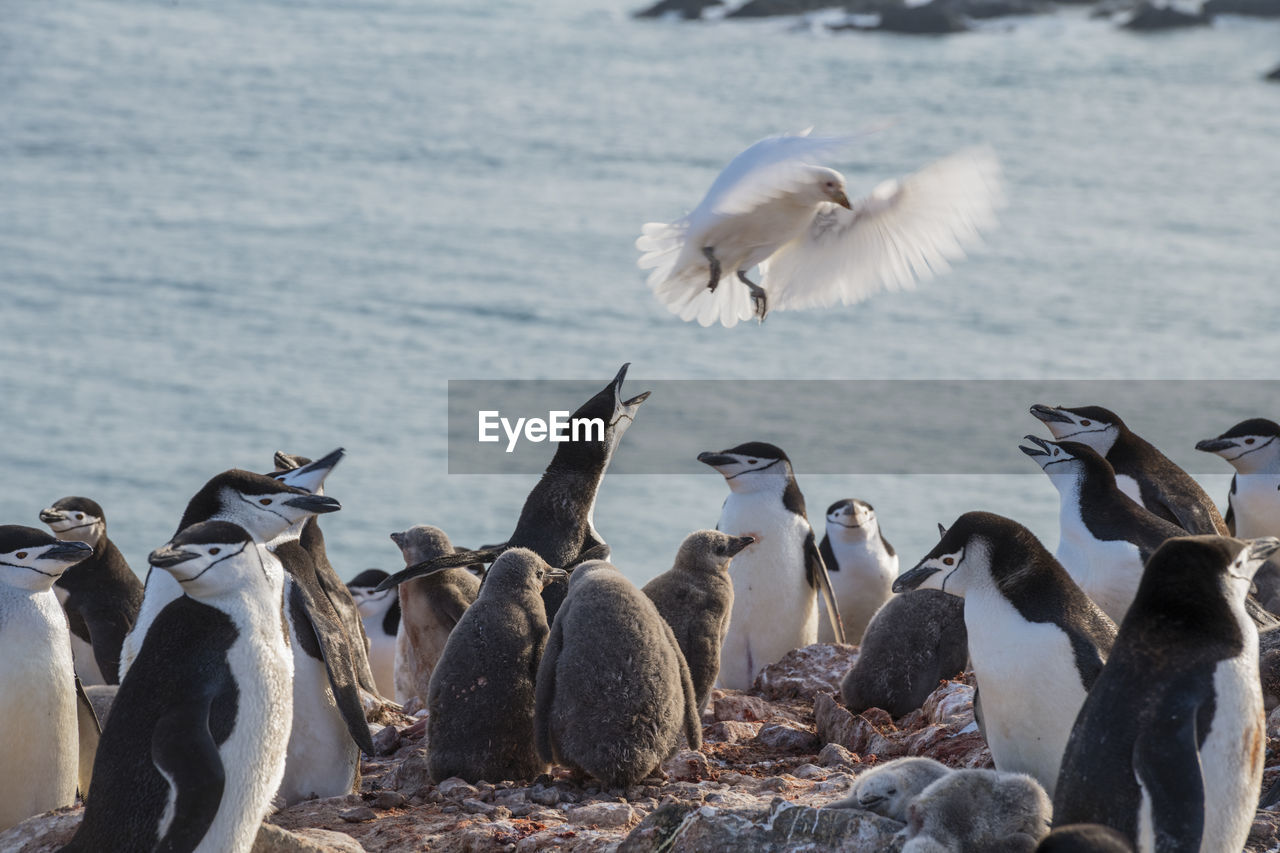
top-left (760, 147), bottom-right (1003, 312)
top-left (637, 130), bottom-right (863, 328)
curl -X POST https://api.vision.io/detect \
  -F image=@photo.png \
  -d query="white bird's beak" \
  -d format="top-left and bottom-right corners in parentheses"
top-left (832, 190), bottom-right (852, 210)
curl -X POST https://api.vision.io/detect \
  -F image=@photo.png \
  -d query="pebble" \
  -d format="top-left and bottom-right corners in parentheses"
top-left (338, 806), bottom-right (377, 823)
top-left (370, 790), bottom-right (407, 810)
top-left (565, 802), bottom-right (637, 828)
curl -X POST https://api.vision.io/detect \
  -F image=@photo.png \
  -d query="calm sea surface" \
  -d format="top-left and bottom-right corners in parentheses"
top-left (3, 0), bottom-right (1279, 583)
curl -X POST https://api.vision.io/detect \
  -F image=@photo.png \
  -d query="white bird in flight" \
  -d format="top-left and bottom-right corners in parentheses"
top-left (636, 131), bottom-right (1003, 328)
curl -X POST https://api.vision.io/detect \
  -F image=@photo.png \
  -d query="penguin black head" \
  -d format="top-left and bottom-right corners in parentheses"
top-left (1020, 435), bottom-right (1115, 486)
top-left (549, 363), bottom-right (650, 472)
top-left (267, 447), bottom-right (344, 495)
top-left (676, 529), bottom-right (755, 574)
top-left (697, 442), bottom-right (794, 494)
top-left (348, 568), bottom-right (390, 589)
top-left (150, 520), bottom-right (267, 596)
top-left (178, 469), bottom-right (341, 542)
top-left (1196, 418), bottom-right (1280, 473)
top-left (893, 511), bottom-right (1044, 598)
top-left (825, 498), bottom-right (878, 540)
top-left (0, 525), bottom-right (93, 591)
top-left (1029, 404), bottom-right (1125, 455)
top-left (39, 496), bottom-right (108, 549)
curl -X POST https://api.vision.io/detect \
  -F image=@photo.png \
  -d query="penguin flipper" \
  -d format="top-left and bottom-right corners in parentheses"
top-left (1131, 689), bottom-right (1205, 853)
top-left (291, 581), bottom-right (376, 755)
top-left (74, 676), bottom-right (101, 800)
top-left (313, 559), bottom-right (381, 697)
top-left (805, 531), bottom-right (846, 644)
top-left (152, 703), bottom-right (226, 853)
top-left (534, 615), bottom-right (566, 764)
top-left (375, 547), bottom-right (507, 591)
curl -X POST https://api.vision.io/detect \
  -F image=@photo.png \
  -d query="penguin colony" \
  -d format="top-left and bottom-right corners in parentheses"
top-left (4, 369), bottom-right (1279, 853)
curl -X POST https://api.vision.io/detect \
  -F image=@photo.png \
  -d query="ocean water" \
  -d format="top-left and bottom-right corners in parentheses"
top-left (2, 0), bottom-right (1278, 584)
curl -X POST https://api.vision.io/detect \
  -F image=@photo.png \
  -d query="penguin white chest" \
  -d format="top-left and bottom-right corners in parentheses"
top-left (819, 540), bottom-right (896, 644)
top-left (1055, 529), bottom-right (1142, 623)
top-left (0, 589), bottom-right (78, 831)
top-left (1231, 475), bottom-right (1280, 539)
top-left (964, 585), bottom-right (1087, 799)
top-left (364, 620), bottom-right (397, 701)
top-left (1197, 650), bottom-right (1264, 853)
top-left (716, 494), bottom-right (816, 691)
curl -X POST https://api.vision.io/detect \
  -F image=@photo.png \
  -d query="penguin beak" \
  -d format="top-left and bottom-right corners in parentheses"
top-left (1029, 404), bottom-right (1073, 425)
top-left (1248, 538), bottom-right (1280, 564)
top-left (542, 567), bottom-right (569, 589)
top-left (390, 531), bottom-right (406, 547)
top-left (148, 544), bottom-right (200, 569)
top-left (725, 536), bottom-right (756, 557)
top-left (892, 564), bottom-right (939, 593)
top-left (832, 190), bottom-right (852, 210)
top-left (282, 494), bottom-right (342, 514)
top-left (39, 508), bottom-right (67, 524)
top-left (273, 448), bottom-right (345, 493)
top-left (1019, 435), bottom-right (1052, 458)
top-left (44, 540), bottom-right (93, 563)
top-left (697, 452), bottom-right (738, 468)
top-left (1195, 437), bottom-right (1235, 454)
top-left (612, 364), bottom-right (651, 409)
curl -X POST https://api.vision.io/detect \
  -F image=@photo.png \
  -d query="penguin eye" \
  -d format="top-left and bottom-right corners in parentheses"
top-left (15, 552), bottom-right (27, 560)
top-left (942, 557), bottom-right (954, 566)
top-left (715, 545), bottom-right (727, 556)
top-left (1247, 438), bottom-right (1256, 445)
top-left (1052, 448), bottom-right (1060, 456)
top-left (209, 547), bottom-right (221, 555)
top-left (747, 459), bottom-right (758, 465)
top-left (75, 514), bottom-right (84, 520)
top-left (886, 788), bottom-right (896, 795)
top-left (259, 498), bottom-right (272, 506)
top-left (1080, 420), bottom-right (1092, 426)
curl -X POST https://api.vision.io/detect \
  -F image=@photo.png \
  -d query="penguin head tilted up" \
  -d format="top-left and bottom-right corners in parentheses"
top-left (268, 448), bottom-right (344, 496)
top-left (697, 442), bottom-right (798, 499)
top-left (1197, 418), bottom-right (1280, 475)
top-left (893, 511), bottom-right (1048, 598)
top-left (177, 469), bottom-right (342, 544)
top-left (1029, 404), bottom-right (1125, 457)
top-left (0, 527), bottom-right (92, 592)
top-left (39, 498), bottom-right (108, 550)
top-left (550, 363), bottom-right (651, 472)
top-left (149, 521), bottom-right (274, 599)
top-left (1019, 436), bottom-right (1114, 493)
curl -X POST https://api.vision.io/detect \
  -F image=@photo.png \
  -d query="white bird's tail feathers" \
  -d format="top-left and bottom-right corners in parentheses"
top-left (636, 219), bottom-right (757, 327)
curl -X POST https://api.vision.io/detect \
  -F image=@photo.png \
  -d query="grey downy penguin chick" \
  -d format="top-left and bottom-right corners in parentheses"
top-left (1035, 825), bottom-right (1135, 852)
top-left (62, 521), bottom-right (293, 853)
top-left (535, 560), bottom-right (702, 788)
top-left (1053, 535), bottom-right (1275, 853)
top-left (390, 525), bottom-right (480, 706)
top-left (824, 756), bottom-right (951, 821)
top-left (39, 496), bottom-right (144, 686)
top-left (841, 589), bottom-right (969, 718)
top-left (1030, 403), bottom-right (1227, 535)
top-left (818, 498), bottom-right (898, 643)
top-left (346, 569), bottom-right (399, 701)
top-left (697, 441), bottom-right (844, 690)
top-left (1196, 418), bottom-right (1280, 538)
top-left (0, 528), bottom-right (92, 832)
top-left (902, 769), bottom-right (1052, 852)
top-left (642, 529), bottom-right (754, 713)
top-left (427, 548), bottom-right (562, 784)
top-left (375, 364), bottom-right (650, 626)
top-left (894, 512), bottom-right (1116, 799)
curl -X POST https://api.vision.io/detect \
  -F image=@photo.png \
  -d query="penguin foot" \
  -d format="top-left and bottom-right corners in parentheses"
top-left (702, 246), bottom-right (721, 292)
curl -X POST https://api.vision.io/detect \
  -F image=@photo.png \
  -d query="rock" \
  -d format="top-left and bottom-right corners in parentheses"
top-left (0, 805), bottom-right (83, 853)
top-left (706, 720), bottom-right (763, 743)
top-left (619, 798), bottom-right (905, 852)
top-left (369, 790), bottom-right (407, 810)
top-left (370, 724), bottom-right (400, 756)
top-left (792, 763), bottom-right (827, 779)
top-left (529, 785), bottom-right (563, 806)
top-left (1267, 63), bottom-right (1280, 81)
top-left (664, 749), bottom-right (715, 782)
top-left (753, 721), bottom-right (820, 753)
top-left (752, 643), bottom-right (857, 701)
top-left (818, 742), bottom-right (858, 768)
top-left (944, 0), bottom-right (1052, 16)
top-left (921, 681), bottom-right (974, 725)
top-left (436, 777), bottom-right (479, 800)
top-left (1122, 1), bottom-right (1212, 27)
top-left (727, 0), bottom-right (845, 16)
top-left (385, 747), bottom-right (432, 793)
top-left (878, 1), bottom-right (969, 31)
top-left (713, 693), bottom-right (773, 722)
top-left (566, 802), bottom-right (639, 828)
top-left (815, 692), bottom-right (901, 757)
top-left (254, 824), bottom-right (367, 852)
top-left (633, 0), bottom-right (725, 17)
top-left (1203, 0), bottom-right (1280, 14)
top-left (337, 806), bottom-right (377, 823)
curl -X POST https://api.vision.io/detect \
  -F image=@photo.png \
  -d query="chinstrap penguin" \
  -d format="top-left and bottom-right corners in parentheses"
top-left (427, 548), bottom-right (562, 784)
top-left (346, 568), bottom-right (399, 701)
top-left (535, 560), bottom-right (701, 788)
top-left (389, 525), bottom-right (480, 706)
top-left (1196, 418), bottom-right (1280, 538)
top-left (642, 529), bottom-right (754, 713)
top-left (376, 364), bottom-right (649, 626)
top-left (61, 521), bottom-right (293, 853)
top-left (38, 496), bottom-right (143, 687)
top-left (893, 511), bottom-right (1116, 798)
top-left (840, 588), bottom-right (969, 718)
top-left (1030, 403), bottom-right (1226, 535)
top-left (824, 756), bottom-right (950, 821)
top-left (902, 769), bottom-right (1052, 852)
top-left (1053, 535), bottom-right (1276, 853)
top-left (817, 498), bottom-right (897, 644)
top-left (697, 441), bottom-right (844, 690)
top-left (0, 528), bottom-right (91, 832)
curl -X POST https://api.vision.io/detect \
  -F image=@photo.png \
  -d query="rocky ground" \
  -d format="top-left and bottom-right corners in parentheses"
top-left (7, 642), bottom-right (1280, 852)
